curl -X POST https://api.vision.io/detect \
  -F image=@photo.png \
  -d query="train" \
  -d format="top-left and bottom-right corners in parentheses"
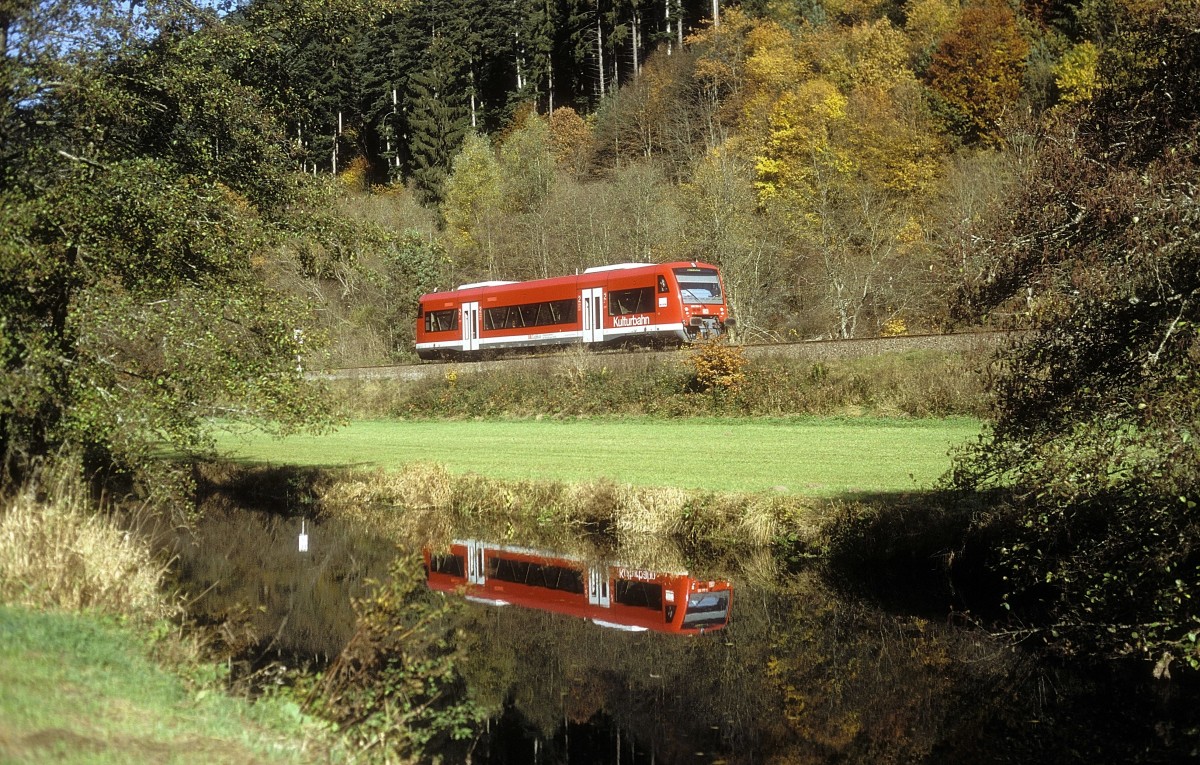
top-left (415, 261), bottom-right (733, 360)
top-left (424, 539), bottom-right (733, 634)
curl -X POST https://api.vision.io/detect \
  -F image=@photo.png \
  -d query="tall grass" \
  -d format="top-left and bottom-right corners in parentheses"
top-left (310, 462), bottom-right (828, 559)
top-left (0, 465), bottom-right (175, 622)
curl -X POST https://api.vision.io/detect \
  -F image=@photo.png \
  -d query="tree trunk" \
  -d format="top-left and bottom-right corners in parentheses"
top-left (664, 0), bottom-right (672, 55)
top-left (596, 17), bottom-right (606, 97)
top-left (468, 67), bottom-right (477, 128)
top-left (631, 10), bottom-right (640, 75)
top-left (677, 0), bottom-right (684, 48)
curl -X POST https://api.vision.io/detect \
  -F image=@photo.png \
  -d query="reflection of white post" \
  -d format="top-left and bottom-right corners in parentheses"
top-left (587, 567), bottom-right (611, 607)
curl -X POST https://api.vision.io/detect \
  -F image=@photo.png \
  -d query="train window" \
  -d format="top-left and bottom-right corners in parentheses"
top-left (489, 558), bottom-right (585, 594)
top-left (520, 304), bottom-right (540, 326)
top-left (657, 275), bottom-right (668, 293)
top-left (429, 554), bottom-right (465, 577)
top-left (425, 309), bottom-right (459, 333)
top-left (485, 299), bottom-right (578, 330)
top-left (672, 267), bottom-right (723, 304)
top-left (609, 286), bottom-right (655, 316)
top-left (614, 579), bottom-right (664, 611)
top-left (548, 299), bottom-right (577, 325)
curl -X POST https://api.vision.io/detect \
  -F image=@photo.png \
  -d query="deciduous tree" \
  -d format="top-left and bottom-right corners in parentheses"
top-left (951, 1), bottom-right (1200, 666)
top-left (927, 0), bottom-right (1029, 145)
top-left (0, 2), bottom-right (332, 486)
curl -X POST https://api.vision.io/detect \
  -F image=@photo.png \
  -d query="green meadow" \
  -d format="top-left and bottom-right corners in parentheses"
top-left (0, 607), bottom-right (327, 764)
top-left (215, 417), bottom-right (982, 496)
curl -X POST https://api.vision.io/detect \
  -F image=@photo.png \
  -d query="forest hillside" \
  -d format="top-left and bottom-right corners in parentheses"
top-left (217, 0), bottom-right (1109, 360)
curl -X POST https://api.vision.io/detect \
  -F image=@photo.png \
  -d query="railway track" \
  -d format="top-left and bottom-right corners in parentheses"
top-left (311, 330), bottom-right (1015, 382)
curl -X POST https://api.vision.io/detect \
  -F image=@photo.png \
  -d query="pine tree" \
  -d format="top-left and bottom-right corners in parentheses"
top-left (406, 36), bottom-right (470, 206)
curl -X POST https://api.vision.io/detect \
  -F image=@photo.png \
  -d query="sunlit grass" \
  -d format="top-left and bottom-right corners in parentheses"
top-left (214, 417), bottom-right (981, 496)
top-left (0, 606), bottom-right (330, 764)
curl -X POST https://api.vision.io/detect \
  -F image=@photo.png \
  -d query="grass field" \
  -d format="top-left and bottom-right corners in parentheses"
top-left (0, 606), bottom-right (326, 764)
top-left (214, 417), bottom-right (982, 496)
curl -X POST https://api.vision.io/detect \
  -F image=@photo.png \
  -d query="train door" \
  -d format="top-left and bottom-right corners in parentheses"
top-left (587, 566), bottom-right (611, 608)
top-left (581, 287), bottom-right (604, 344)
top-left (465, 540), bottom-right (486, 585)
top-left (461, 301), bottom-right (480, 353)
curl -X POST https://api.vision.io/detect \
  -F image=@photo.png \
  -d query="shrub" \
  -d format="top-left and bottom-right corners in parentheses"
top-left (329, 347), bottom-right (989, 419)
top-left (686, 339), bottom-right (748, 394)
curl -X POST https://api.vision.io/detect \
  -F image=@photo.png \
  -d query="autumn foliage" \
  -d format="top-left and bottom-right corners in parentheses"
top-left (927, 1), bottom-right (1029, 145)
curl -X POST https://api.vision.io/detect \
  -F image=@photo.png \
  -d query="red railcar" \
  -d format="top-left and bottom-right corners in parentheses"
top-left (415, 261), bottom-right (732, 360)
top-left (424, 540), bottom-right (733, 634)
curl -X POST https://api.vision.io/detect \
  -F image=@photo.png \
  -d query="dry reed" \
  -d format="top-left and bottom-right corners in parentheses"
top-left (0, 476), bottom-right (175, 622)
top-left (308, 463), bottom-right (820, 556)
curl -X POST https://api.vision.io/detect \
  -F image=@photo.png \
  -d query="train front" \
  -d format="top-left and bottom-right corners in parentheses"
top-left (671, 264), bottom-right (733, 340)
top-left (668, 576), bottom-right (733, 634)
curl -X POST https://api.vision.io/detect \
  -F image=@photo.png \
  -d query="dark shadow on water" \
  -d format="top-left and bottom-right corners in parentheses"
top-left (806, 488), bottom-right (1200, 765)
top-left (802, 489), bottom-right (980, 617)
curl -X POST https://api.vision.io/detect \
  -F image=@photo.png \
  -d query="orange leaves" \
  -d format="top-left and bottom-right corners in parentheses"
top-left (687, 339), bottom-right (748, 394)
top-left (547, 107), bottom-right (593, 176)
top-left (927, 0), bottom-right (1029, 145)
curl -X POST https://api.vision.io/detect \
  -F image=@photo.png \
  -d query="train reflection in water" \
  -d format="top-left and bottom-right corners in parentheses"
top-left (424, 540), bottom-right (733, 634)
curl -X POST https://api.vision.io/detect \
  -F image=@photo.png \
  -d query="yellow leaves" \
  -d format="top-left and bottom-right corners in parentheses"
top-left (845, 79), bottom-right (944, 195)
top-left (896, 216), bottom-right (924, 245)
top-left (1055, 41), bottom-right (1100, 105)
top-left (338, 156), bottom-right (371, 191)
top-left (441, 132), bottom-right (501, 245)
top-left (689, 7), bottom-right (759, 90)
top-left (881, 316), bottom-right (908, 336)
top-left (823, 19), bottom-right (912, 90)
top-left (752, 79), bottom-right (853, 208)
top-left (745, 21), bottom-right (811, 94)
top-left (822, 0), bottom-right (894, 24)
top-left (902, 0), bottom-right (960, 62)
top-left (754, 157), bottom-right (784, 201)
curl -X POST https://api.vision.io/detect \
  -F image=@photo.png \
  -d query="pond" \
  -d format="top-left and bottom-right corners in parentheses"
top-left (170, 498), bottom-right (1196, 764)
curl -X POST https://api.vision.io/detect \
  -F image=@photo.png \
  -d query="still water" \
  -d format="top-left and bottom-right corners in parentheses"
top-left (174, 502), bottom-right (1195, 764)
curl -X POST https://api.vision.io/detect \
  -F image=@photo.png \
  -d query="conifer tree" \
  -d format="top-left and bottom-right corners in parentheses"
top-left (406, 36), bottom-right (470, 206)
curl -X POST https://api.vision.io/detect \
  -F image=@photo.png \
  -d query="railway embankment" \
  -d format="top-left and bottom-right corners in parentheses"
top-left (315, 334), bottom-right (996, 420)
top-left (313, 330), bottom-right (1013, 383)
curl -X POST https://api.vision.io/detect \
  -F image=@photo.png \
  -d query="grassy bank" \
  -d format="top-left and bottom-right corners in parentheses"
top-left (0, 606), bottom-right (329, 764)
top-left (214, 416), bottom-right (981, 496)
top-left (0, 472), bottom-right (336, 764)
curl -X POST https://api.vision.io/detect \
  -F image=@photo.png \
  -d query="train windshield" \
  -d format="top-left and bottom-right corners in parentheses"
top-left (673, 267), bottom-right (723, 305)
top-left (682, 591), bottom-right (730, 629)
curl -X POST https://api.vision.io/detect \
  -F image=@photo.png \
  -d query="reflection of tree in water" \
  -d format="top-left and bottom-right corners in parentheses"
top-left (452, 569), bottom-right (1030, 763)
